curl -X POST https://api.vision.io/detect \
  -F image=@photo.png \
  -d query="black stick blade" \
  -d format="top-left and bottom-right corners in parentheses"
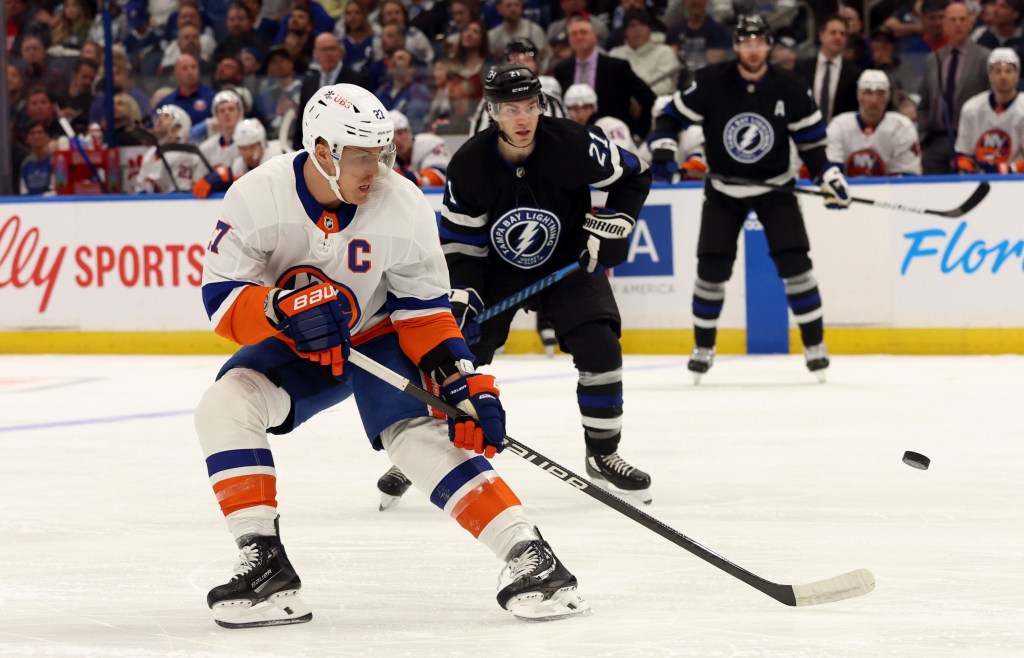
top-left (937, 181), bottom-right (990, 218)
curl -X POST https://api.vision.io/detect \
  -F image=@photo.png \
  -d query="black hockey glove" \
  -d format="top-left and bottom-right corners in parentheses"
top-left (650, 147), bottom-right (680, 183)
top-left (449, 288), bottom-right (483, 345)
top-left (579, 208), bottom-right (636, 274)
top-left (268, 282), bottom-right (352, 376)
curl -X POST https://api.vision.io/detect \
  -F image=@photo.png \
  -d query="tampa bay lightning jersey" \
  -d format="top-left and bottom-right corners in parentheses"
top-left (653, 61), bottom-right (829, 197)
top-left (440, 117), bottom-right (651, 293)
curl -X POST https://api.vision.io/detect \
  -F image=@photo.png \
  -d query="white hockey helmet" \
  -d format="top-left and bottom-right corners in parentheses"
top-left (989, 47), bottom-right (1020, 70)
top-left (234, 118), bottom-right (267, 148)
top-left (301, 83), bottom-right (396, 202)
top-left (857, 69), bottom-right (890, 92)
top-left (390, 109), bottom-right (411, 132)
top-left (563, 83), bottom-right (598, 109)
top-left (411, 133), bottom-right (450, 171)
top-left (212, 89), bottom-right (244, 113)
top-left (155, 104), bottom-right (192, 141)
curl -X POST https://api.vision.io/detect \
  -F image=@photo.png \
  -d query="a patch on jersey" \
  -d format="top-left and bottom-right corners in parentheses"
top-left (975, 129), bottom-right (1012, 164)
top-left (490, 207), bottom-right (560, 269)
top-left (276, 266), bottom-right (362, 329)
top-left (723, 113), bottom-right (775, 163)
top-left (846, 149), bottom-right (887, 177)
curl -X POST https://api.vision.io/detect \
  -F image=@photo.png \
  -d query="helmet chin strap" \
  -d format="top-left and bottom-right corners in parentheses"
top-left (311, 151), bottom-right (348, 204)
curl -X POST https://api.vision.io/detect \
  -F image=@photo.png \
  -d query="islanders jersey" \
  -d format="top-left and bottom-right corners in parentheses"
top-left (201, 151), bottom-right (465, 367)
top-left (826, 111), bottom-right (922, 176)
top-left (230, 140), bottom-right (284, 176)
top-left (955, 91), bottom-right (1024, 167)
top-left (136, 146), bottom-right (209, 193)
top-left (200, 134), bottom-right (241, 169)
top-left (411, 133), bottom-right (450, 187)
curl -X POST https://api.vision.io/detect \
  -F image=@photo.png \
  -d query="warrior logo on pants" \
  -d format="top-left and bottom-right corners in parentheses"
top-left (491, 207), bottom-right (561, 269)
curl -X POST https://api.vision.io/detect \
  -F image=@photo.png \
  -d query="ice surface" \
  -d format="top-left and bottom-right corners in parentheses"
top-left (2, 353), bottom-right (1022, 657)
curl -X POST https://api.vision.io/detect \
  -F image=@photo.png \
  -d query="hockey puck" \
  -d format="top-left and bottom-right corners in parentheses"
top-left (902, 451), bottom-right (930, 470)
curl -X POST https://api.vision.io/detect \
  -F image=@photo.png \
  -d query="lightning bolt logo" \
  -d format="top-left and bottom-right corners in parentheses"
top-left (724, 113), bottom-right (774, 164)
top-left (511, 221), bottom-right (542, 258)
top-left (737, 126), bottom-right (759, 152)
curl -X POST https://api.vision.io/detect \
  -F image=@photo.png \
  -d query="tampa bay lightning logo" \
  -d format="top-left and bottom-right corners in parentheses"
top-left (724, 113), bottom-right (774, 163)
top-left (491, 207), bottom-right (560, 269)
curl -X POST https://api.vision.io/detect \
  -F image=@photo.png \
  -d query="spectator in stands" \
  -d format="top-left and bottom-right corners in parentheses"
top-left (108, 92), bottom-right (150, 146)
top-left (60, 58), bottom-right (99, 134)
top-left (771, 35), bottom-right (799, 71)
top-left (442, 0), bottom-right (480, 57)
top-left (795, 14), bottom-right (862, 125)
top-left (918, 0), bottom-right (991, 173)
top-left (80, 40), bottom-right (103, 66)
top-left (160, 25), bottom-right (214, 77)
top-left (887, 0), bottom-right (948, 54)
top-left (124, 1), bottom-right (162, 77)
top-left (159, 53), bottom-right (218, 127)
top-left (609, 9), bottom-right (679, 96)
top-left (425, 56), bottom-right (476, 131)
top-left (292, 33), bottom-right (372, 146)
top-left (48, 0), bottom-right (93, 55)
top-left (277, 4), bottom-right (316, 72)
top-left (148, 0), bottom-right (178, 27)
top-left (164, 4), bottom-right (217, 63)
top-left (242, 0), bottom-right (281, 43)
top-left (710, 0), bottom-right (799, 34)
top-left (606, 0), bottom-right (667, 50)
top-left (554, 14), bottom-right (656, 138)
top-left (215, 4), bottom-right (272, 63)
top-left (274, 0), bottom-right (336, 42)
top-left (16, 88), bottom-right (63, 142)
top-left (452, 19), bottom-right (490, 98)
top-left (870, 26), bottom-right (919, 105)
top-left (239, 47), bottom-right (264, 99)
top-left (18, 35), bottom-right (69, 104)
top-left (19, 121), bottom-right (55, 195)
top-left (376, 48), bottom-right (433, 131)
top-left (256, 47), bottom-right (301, 136)
top-left (335, 0), bottom-right (377, 72)
top-left (374, 0), bottom-right (435, 66)
top-left (664, 0), bottom-right (730, 81)
top-left (7, 65), bottom-right (27, 126)
top-left (88, 45), bottom-right (152, 124)
top-left (548, 0), bottom-right (609, 47)
top-left (487, 0), bottom-right (547, 61)
top-left (972, 0), bottom-right (1024, 51)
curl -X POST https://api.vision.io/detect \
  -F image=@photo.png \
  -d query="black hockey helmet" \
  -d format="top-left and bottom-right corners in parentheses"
top-left (733, 14), bottom-right (774, 47)
top-left (504, 37), bottom-right (538, 60)
top-left (483, 63), bottom-right (546, 107)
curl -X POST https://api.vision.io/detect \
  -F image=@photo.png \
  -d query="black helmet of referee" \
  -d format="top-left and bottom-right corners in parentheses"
top-left (483, 63), bottom-right (545, 108)
top-left (733, 14), bottom-right (774, 47)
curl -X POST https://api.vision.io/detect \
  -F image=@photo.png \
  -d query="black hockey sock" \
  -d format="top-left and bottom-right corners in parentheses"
top-left (577, 371), bottom-right (622, 455)
top-left (692, 278), bottom-right (725, 348)
top-left (784, 272), bottom-right (824, 346)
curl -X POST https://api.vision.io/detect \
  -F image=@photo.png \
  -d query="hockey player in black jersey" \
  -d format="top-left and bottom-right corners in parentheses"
top-left (647, 14), bottom-right (852, 384)
top-left (378, 63), bottom-right (654, 509)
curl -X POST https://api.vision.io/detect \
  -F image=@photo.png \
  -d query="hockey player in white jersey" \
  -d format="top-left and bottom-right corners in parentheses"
top-left (196, 83), bottom-right (590, 629)
top-left (199, 89), bottom-right (244, 169)
top-left (563, 83), bottom-right (636, 153)
top-left (955, 48), bottom-right (1024, 174)
top-left (389, 110), bottom-right (451, 187)
top-left (193, 119), bottom-right (283, 197)
top-left (135, 105), bottom-right (208, 193)
top-left (826, 69), bottom-right (922, 177)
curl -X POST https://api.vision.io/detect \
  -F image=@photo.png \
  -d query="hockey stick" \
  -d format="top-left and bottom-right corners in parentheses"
top-left (347, 347), bottom-right (876, 607)
top-left (695, 171), bottom-right (990, 219)
top-left (476, 262), bottom-right (581, 323)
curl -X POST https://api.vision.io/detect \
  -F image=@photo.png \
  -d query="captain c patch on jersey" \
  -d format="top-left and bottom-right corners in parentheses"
top-left (490, 207), bottom-right (560, 269)
top-left (724, 113), bottom-right (775, 163)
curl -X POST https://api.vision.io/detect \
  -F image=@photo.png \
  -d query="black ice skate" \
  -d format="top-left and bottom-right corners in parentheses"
top-left (377, 465), bottom-right (412, 511)
top-left (804, 343), bottom-right (829, 383)
top-left (687, 346), bottom-right (715, 384)
top-left (207, 522), bottom-right (311, 629)
top-left (497, 529), bottom-right (592, 621)
top-left (585, 449), bottom-right (653, 505)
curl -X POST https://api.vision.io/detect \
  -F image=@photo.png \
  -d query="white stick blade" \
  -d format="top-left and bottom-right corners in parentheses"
top-left (792, 568), bottom-right (876, 606)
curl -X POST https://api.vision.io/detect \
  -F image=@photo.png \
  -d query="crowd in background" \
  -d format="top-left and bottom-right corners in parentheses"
top-left (6, 0), bottom-right (1024, 196)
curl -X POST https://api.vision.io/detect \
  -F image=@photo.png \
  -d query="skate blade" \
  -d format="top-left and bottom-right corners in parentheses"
top-left (588, 475), bottom-right (653, 505)
top-left (212, 590), bottom-right (312, 629)
top-left (379, 492), bottom-right (404, 511)
top-left (813, 370), bottom-right (827, 384)
top-left (691, 370), bottom-right (703, 385)
top-left (507, 586), bottom-right (593, 622)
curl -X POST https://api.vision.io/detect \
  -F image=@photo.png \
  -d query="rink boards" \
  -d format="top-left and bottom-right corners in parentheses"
top-left (1, 175), bottom-right (1022, 354)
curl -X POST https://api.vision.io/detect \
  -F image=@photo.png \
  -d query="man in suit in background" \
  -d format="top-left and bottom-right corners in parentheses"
top-left (292, 33), bottom-right (373, 149)
top-left (918, 0), bottom-right (990, 174)
top-left (554, 13), bottom-right (656, 139)
top-left (795, 14), bottom-right (862, 126)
